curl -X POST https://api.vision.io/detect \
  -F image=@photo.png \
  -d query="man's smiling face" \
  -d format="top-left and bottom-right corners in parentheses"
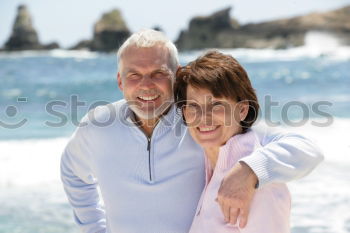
top-left (118, 44), bottom-right (174, 121)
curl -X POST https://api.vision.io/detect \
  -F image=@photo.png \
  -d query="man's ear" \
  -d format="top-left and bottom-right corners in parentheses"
top-left (239, 101), bottom-right (249, 121)
top-left (117, 72), bottom-right (123, 91)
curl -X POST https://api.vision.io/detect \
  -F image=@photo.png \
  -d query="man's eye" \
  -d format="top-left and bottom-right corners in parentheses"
top-left (152, 71), bottom-right (167, 79)
top-left (128, 74), bottom-right (141, 79)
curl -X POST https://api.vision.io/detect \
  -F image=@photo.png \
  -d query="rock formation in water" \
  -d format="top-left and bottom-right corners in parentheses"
top-left (152, 25), bottom-right (164, 32)
top-left (175, 5), bottom-right (350, 50)
top-left (71, 9), bottom-right (130, 52)
top-left (3, 5), bottom-right (59, 51)
top-left (91, 9), bottom-right (131, 51)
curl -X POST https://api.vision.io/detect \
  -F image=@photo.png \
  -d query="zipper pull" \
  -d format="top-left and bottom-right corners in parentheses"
top-left (147, 138), bottom-right (151, 151)
top-left (147, 137), bottom-right (152, 181)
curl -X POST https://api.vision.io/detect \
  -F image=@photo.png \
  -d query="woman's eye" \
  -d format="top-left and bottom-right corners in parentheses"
top-left (212, 102), bottom-right (223, 106)
top-left (212, 102), bottom-right (226, 112)
top-left (212, 102), bottom-right (225, 109)
top-left (186, 103), bottom-right (200, 111)
top-left (188, 103), bottom-right (199, 108)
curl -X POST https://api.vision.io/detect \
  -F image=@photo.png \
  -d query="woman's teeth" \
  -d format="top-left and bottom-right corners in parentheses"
top-left (198, 126), bottom-right (217, 132)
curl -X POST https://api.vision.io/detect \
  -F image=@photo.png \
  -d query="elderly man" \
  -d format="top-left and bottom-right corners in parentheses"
top-left (61, 29), bottom-right (323, 233)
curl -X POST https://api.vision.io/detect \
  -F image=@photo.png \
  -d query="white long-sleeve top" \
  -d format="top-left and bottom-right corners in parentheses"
top-left (60, 100), bottom-right (323, 233)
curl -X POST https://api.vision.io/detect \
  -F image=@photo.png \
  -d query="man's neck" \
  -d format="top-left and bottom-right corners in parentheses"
top-left (135, 117), bottom-right (160, 138)
top-left (132, 107), bottom-right (172, 138)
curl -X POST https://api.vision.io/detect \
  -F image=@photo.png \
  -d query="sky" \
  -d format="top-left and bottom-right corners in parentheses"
top-left (1, 0), bottom-right (350, 48)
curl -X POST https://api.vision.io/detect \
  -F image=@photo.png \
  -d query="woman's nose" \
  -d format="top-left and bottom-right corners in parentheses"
top-left (200, 108), bottom-right (214, 123)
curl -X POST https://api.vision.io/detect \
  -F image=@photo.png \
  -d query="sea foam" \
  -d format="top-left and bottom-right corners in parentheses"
top-left (180, 31), bottom-right (350, 63)
top-left (0, 118), bottom-right (349, 232)
top-left (1, 31), bottom-right (349, 63)
top-left (0, 49), bottom-right (98, 59)
top-left (0, 118), bottom-right (348, 187)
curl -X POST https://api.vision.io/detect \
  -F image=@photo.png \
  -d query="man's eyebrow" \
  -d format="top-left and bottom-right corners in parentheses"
top-left (152, 68), bottom-right (169, 73)
top-left (155, 66), bottom-right (175, 74)
top-left (122, 68), bottom-right (138, 76)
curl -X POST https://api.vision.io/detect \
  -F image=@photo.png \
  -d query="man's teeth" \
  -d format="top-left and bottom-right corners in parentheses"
top-left (198, 126), bottom-right (217, 132)
top-left (138, 95), bottom-right (159, 101)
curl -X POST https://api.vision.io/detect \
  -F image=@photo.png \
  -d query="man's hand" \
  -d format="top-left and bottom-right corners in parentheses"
top-left (216, 161), bottom-right (258, 228)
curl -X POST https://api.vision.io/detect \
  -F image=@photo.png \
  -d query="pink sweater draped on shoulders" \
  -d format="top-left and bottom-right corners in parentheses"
top-left (189, 129), bottom-right (291, 233)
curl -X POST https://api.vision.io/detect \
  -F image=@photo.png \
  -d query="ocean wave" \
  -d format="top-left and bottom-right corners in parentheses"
top-left (49, 49), bottom-right (99, 59)
top-left (180, 32), bottom-right (350, 63)
top-left (0, 117), bottom-right (349, 187)
top-left (180, 46), bottom-right (350, 64)
top-left (0, 137), bottom-right (68, 187)
top-left (1, 88), bottom-right (22, 98)
top-left (1, 32), bottom-right (349, 63)
top-left (256, 117), bottom-right (350, 166)
top-left (0, 49), bottom-right (99, 59)
top-left (1, 119), bottom-right (349, 232)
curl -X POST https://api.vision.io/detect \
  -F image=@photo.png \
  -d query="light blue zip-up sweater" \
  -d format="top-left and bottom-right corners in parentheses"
top-left (60, 100), bottom-right (323, 233)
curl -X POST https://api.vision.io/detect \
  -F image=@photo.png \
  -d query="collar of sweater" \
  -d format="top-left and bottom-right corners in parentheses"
top-left (122, 101), bottom-right (183, 139)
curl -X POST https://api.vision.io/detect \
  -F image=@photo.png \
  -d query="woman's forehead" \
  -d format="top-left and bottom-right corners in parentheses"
top-left (186, 85), bottom-right (225, 102)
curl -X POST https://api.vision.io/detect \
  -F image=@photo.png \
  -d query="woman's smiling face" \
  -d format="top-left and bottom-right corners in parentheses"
top-left (183, 85), bottom-right (249, 149)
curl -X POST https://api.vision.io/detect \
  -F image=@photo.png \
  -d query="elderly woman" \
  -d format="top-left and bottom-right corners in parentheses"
top-left (174, 51), bottom-right (291, 233)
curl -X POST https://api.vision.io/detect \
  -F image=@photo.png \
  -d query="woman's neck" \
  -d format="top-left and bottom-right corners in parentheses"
top-left (204, 147), bottom-right (220, 170)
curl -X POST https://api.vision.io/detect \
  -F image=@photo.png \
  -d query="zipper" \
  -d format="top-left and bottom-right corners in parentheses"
top-left (130, 111), bottom-right (158, 182)
top-left (147, 137), bottom-right (152, 181)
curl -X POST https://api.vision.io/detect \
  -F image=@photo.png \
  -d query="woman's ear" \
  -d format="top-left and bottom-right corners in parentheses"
top-left (117, 72), bottom-right (123, 91)
top-left (239, 101), bottom-right (249, 121)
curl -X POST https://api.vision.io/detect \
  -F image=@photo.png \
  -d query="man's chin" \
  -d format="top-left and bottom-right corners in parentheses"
top-left (128, 99), bottom-right (173, 120)
top-left (131, 108), bottom-right (165, 121)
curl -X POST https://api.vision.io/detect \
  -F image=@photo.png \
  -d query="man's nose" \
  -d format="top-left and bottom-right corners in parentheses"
top-left (139, 75), bottom-right (155, 88)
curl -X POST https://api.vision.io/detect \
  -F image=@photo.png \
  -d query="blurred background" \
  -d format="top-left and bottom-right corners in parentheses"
top-left (1, 0), bottom-right (350, 232)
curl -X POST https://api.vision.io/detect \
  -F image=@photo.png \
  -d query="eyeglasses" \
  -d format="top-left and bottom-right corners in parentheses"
top-left (182, 101), bottom-right (230, 118)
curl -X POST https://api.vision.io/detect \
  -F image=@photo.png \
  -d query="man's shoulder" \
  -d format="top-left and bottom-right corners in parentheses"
top-left (64, 99), bottom-right (129, 149)
top-left (78, 99), bottom-right (128, 128)
top-left (89, 99), bottom-right (127, 116)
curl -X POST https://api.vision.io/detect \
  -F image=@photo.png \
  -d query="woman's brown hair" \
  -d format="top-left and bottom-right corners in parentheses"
top-left (174, 50), bottom-right (259, 133)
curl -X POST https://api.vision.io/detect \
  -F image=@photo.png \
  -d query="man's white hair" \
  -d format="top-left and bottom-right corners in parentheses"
top-left (117, 29), bottom-right (179, 72)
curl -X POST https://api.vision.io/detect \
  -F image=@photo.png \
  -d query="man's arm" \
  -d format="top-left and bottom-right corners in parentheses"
top-left (60, 124), bottom-right (106, 233)
top-left (217, 126), bottom-right (324, 227)
top-left (241, 126), bottom-right (324, 186)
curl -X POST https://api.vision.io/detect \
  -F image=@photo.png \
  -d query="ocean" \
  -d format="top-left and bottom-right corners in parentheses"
top-left (1, 33), bottom-right (350, 233)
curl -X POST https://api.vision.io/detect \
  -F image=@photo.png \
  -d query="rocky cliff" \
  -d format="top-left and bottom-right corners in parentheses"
top-left (71, 9), bottom-right (130, 52)
top-left (3, 5), bottom-right (59, 51)
top-left (176, 5), bottom-right (350, 50)
top-left (4, 4), bottom-right (349, 52)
